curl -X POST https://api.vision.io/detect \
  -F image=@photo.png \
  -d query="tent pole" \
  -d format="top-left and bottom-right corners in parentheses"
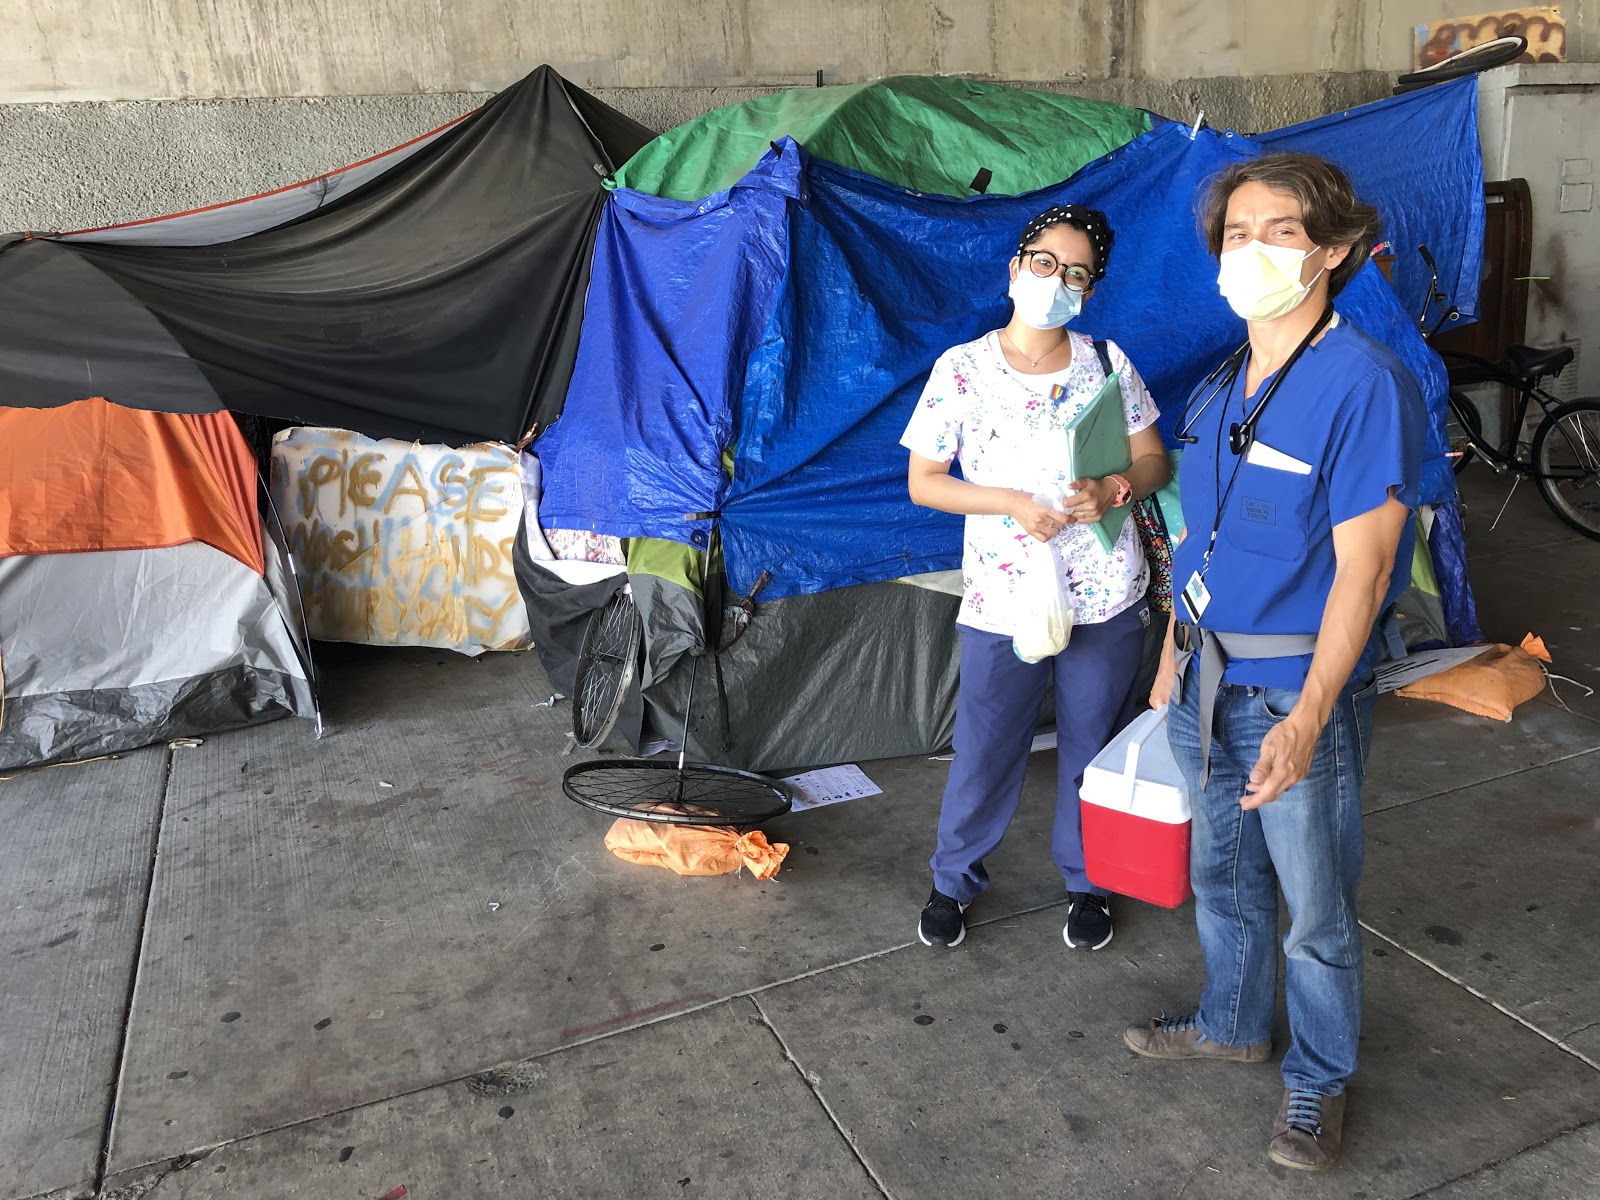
top-left (673, 654), bottom-right (703, 804)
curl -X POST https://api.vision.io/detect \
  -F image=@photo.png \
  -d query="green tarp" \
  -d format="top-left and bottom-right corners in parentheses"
top-left (612, 76), bottom-right (1153, 200)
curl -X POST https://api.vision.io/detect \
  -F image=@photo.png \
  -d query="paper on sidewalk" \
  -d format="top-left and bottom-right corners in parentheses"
top-left (782, 764), bottom-right (883, 811)
top-left (1375, 646), bottom-right (1491, 693)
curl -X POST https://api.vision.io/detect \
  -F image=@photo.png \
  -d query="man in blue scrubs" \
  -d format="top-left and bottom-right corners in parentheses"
top-left (1123, 153), bottom-right (1425, 1172)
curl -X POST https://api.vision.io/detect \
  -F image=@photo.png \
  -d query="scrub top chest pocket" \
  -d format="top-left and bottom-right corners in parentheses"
top-left (1223, 458), bottom-right (1319, 561)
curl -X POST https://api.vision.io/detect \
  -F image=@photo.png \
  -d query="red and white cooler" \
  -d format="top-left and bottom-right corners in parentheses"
top-left (1080, 707), bottom-right (1192, 908)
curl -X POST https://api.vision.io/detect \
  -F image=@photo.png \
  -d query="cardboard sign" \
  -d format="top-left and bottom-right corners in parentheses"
top-left (271, 428), bottom-right (531, 654)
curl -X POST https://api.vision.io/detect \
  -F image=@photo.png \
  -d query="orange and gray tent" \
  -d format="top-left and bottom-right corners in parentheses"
top-left (0, 399), bottom-right (316, 769)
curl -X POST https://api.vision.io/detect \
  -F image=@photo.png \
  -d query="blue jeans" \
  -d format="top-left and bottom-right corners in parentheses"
top-left (931, 604), bottom-right (1147, 902)
top-left (1166, 662), bottom-right (1378, 1096)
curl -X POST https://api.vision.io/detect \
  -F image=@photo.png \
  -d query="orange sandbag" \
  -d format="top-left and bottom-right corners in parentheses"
top-left (1396, 642), bottom-right (1548, 721)
top-left (604, 819), bottom-right (788, 879)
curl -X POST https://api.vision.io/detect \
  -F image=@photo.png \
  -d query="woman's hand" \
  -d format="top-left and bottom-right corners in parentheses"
top-left (1148, 670), bottom-right (1173, 710)
top-left (1061, 477), bottom-right (1114, 525)
top-left (1008, 492), bottom-right (1067, 542)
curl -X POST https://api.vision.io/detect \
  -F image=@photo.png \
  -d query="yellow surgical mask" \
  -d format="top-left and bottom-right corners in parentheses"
top-left (1217, 241), bottom-right (1325, 322)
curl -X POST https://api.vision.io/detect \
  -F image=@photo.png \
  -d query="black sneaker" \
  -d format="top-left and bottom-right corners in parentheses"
top-left (917, 888), bottom-right (969, 948)
top-left (1063, 892), bottom-right (1113, 950)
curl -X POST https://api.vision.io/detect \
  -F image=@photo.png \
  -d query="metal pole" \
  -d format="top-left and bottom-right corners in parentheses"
top-left (677, 654), bottom-right (700, 776)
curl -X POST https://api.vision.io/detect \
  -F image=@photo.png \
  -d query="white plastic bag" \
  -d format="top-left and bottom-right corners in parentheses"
top-left (1012, 505), bottom-right (1074, 663)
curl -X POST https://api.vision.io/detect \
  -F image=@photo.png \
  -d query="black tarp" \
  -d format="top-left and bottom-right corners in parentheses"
top-left (0, 66), bottom-right (651, 444)
top-left (0, 241), bottom-right (226, 415)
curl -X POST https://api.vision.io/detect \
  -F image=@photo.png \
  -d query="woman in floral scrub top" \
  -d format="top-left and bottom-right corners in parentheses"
top-left (901, 205), bottom-right (1171, 952)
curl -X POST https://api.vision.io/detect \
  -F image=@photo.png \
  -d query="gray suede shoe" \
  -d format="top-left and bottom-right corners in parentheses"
top-left (1268, 1089), bottom-right (1346, 1171)
top-left (1123, 1013), bottom-right (1271, 1062)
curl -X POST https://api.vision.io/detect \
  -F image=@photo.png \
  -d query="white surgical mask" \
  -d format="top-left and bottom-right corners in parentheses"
top-left (1217, 240), bottom-right (1325, 322)
top-left (1008, 270), bottom-right (1083, 329)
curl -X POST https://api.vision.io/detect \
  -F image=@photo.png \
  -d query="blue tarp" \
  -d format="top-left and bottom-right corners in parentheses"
top-left (539, 77), bottom-right (1485, 603)
top-left (1252, 83), bottom-right (1485, 332)
top-left (1430, 501), bottom-right (1483, 644)
top-left (534, 148), bottom-right (801, 546)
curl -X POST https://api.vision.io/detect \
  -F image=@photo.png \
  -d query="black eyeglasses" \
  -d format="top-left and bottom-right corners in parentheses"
top-left (1019, 250), bottom-right (1092, 292)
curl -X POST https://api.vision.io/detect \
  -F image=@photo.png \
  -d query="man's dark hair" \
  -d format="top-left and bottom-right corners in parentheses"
top-left (1200, 153), bottom-right (1379, 296)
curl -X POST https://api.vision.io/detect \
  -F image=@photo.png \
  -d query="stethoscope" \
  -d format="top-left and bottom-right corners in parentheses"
top-left (1176, 305), bottom-right (1336, 584)
top-left (1175, 305), bottom-right (1334, 456)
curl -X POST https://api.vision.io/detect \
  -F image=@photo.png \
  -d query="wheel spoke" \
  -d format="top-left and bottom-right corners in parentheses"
top-left (1537, 402), bottom-right (1600, 537)
top-left (571, 592), bottom-right (642, 747)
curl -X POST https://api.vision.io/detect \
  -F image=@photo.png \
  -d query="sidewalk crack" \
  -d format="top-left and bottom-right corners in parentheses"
top-left (98, 1149), bottom-right (209, 1200)
top-left (1404, 1116), bottom-right (1600, 1198)
top-left (1359, 921), bottom-right (1600, 1073)
top-left (747, 994), bottom-right (897, 1200)
top-left (1363, 744), bottom-right (1600, 817)
top-left (95, 746), bottom-right (177, 1195)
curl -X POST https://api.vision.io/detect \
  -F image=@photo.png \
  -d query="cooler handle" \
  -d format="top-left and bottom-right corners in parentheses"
top-left (1109, 707), bottom-right (1170, 812)
top-left (1112, 723), bottom-right (1148, 812)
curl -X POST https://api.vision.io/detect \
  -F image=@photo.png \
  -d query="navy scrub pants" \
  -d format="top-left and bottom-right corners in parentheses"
top-left (930, 602), bottom-right (1148, 902)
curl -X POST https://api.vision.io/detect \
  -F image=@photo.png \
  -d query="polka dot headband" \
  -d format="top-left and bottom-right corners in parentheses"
top-left (1017, 205), bottom-right (1115, 281)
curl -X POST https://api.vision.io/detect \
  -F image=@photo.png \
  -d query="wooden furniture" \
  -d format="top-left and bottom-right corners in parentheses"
top-left (1433, 179), bottom-right (1534, 444)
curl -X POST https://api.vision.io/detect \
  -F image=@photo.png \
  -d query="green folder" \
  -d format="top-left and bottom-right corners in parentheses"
top-left (1062, 374), bottom-right (1134, 553)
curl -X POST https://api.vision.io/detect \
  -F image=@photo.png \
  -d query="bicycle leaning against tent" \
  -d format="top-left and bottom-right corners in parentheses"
top-left (1416, 243), bottom-right (1600, 540)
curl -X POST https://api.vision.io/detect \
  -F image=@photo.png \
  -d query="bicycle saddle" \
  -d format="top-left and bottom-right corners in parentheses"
top-left (1507, 344), bottom-right (1575, 381)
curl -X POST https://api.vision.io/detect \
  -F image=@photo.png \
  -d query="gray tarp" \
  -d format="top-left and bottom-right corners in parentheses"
top-left (0, 537), bottom-right (315, 769)
top-left (633, 573), bottom-right (963, 773)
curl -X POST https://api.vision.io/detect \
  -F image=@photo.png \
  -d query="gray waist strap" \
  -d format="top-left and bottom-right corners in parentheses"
top-left (1180, 625), bottom-right (1318, 787)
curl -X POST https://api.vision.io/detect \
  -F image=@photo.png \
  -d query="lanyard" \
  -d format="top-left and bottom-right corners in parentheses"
top-left (1203, 378), bottom-right (1248, 576)
top-left (1198, 306), bottom-right (1333, 578)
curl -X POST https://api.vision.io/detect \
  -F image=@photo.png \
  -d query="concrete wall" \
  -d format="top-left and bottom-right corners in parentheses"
top-left (8, 0), bottom-right (1136, 101)
top-left (1141, 0), bottom-right (1592, 77)
top-left (2, 0), bottom-right (1592, 231)
top-left (8, 0), bottom-right (1595, 101)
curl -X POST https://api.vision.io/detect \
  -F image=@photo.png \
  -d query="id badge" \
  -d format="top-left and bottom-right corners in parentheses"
top-left (1180, 570), bottom-right (1211, 622)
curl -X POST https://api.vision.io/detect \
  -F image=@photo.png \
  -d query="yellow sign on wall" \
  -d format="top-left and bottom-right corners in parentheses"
top-left (1414, 7), bottom-right (1566, 70)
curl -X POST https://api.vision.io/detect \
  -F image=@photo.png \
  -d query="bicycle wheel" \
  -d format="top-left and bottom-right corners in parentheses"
top-left (1394, 36), bottom-right (1527, 93)
top-left (1532, 399), bottom-right (1600, 541)
top-left (1445, 389), bottom-right (1482, 475)
top-left (571, 588), bottom-right (642, 748)
top-left (562, 760), bottom-right (792, 826)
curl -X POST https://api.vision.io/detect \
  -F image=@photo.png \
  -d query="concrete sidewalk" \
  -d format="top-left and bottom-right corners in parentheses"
top-left (4, 469), bottom-right (1598, 1200)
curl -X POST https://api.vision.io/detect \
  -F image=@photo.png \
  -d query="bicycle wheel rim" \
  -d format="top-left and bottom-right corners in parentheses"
top-left (572, 590), bottom-right (642, 748)
top-left (1534, 401), bottom-right (1600, 540)
top-left (562, 760), bottom-right (793, 826)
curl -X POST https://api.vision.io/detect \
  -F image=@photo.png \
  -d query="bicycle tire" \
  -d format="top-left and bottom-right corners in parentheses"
top-left (1445, 389), bottom-right (1482, 475)
top-left (571, 588), bottom-right (642, 749)
top-left (562, 760), bottom-right (792, 826)
top-left (1395, 36), bottom-right (1527, 92)
top-left (1531, 398), bottom-right (1600, 541)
